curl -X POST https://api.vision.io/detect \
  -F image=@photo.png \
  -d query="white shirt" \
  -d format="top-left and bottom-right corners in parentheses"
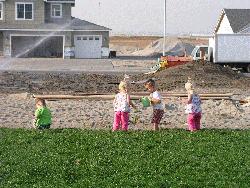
top-left (185, 94), bottom-right (202, 114)
top-left (150, 91), bottom-right (164, 110)
top-left (113, 93), bottom-right (130, 112)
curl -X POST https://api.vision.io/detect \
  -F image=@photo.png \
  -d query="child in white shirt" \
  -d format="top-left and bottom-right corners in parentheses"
top-left (144, 79), bottom-right (164, 131)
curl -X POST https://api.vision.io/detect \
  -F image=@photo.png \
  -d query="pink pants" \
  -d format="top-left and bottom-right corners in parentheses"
top-left (113, 111), bottom-right (129, 131)
top-left (187, 112), bottom-right (201, 131)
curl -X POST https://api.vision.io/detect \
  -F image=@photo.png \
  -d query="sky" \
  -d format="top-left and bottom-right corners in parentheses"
top-left (72, 0), bottom-right (250, 36)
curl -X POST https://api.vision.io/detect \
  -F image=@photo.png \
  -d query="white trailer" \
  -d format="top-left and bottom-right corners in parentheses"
top-left (191, 34), bottom-right (250, 72)
top-left (210, 34), bottom-right (250, 72)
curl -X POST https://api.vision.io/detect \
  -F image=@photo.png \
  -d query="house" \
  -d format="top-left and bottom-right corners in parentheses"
top-left (210, 8), bottom-right (250, 56)
top-left (0, 0), bottom-right (111, 59)
top-left (215, 9), bottom-right (250, 34)
top-left (207, 8), bottom-right (250, 72)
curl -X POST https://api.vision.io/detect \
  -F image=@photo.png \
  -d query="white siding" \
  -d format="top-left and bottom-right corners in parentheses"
top-left (215, 34), bottom-right (250, 62)
top-left (217, 15), bottom-right (234, 34)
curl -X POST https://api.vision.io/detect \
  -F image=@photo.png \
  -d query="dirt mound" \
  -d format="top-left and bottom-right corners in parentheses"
top-left (0, 61), bottom-right (249, 94)
top-left (132, 37), bottom-right (195, 57)
top-left (110, 36), bottom-right (208, 57)
top-left (110, 36), bottom-right (161, 56)
top-left (130, 61), bottom-right (250, 93)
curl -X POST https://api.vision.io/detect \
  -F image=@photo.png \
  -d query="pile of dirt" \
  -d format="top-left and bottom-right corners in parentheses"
top-left (130, 61), bottom-right (250, 93)
top-left (110, 36), bottom-right (208, 57)
top-left (0, 61), bottom-right (249, 94)
top-left (132, 37), bottom-right (195, 57)
top-left (110, 36), bottom-right (161, 56)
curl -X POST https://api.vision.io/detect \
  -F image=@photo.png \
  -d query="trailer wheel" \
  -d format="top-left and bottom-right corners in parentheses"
top-left (246, 64), bottom-right (250, 73)
top-left (248, 64), bottom-right (250, 73)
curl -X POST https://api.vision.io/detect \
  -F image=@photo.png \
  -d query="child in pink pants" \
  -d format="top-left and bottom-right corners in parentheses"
top-left (185, 79), bottom-right (202, 132)
top-left (113, 80), bottom-right (136, 131)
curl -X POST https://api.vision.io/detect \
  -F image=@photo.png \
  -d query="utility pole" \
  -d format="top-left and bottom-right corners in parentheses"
top-left (163, 0), bottom-right (166, 56)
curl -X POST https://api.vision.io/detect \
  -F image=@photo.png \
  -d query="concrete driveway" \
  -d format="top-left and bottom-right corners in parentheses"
top-left (0, 57), bottom-right (153, 74)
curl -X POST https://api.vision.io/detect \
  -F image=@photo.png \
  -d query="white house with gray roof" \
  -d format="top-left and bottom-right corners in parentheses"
top-left (0, 0), bottom-right (111, 58)
top-left (208, 9), bottom-right (250, 72)
top-left (215, 9), bottom-right (250, 34)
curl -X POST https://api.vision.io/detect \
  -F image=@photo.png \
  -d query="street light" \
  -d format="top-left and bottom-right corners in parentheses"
top-left (163, 0), bottom-right (166, 56)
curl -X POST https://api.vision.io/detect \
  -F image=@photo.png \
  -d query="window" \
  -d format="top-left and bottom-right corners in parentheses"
top-left (77, 36), bottom-right (81, 40)
top-left (82, 37), bottom-right (87, 40)
top-left (89, 37), bottom-right (93, 40)
top-left (51, 4), bottom-right (62, 18)
top-left (95, 37), bottom-right (100, 40)
top-left (16, 3), bottom-right (33, 20)
top-left (0, 2), bottom-right (3, 20)
top-left (196, 51), bottom-right (200, 58)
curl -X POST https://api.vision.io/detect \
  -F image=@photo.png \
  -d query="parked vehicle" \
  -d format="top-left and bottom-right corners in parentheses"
top-left (191, 34), bottom-right (250, 72)
top-left (191, 45), bottom-right (209, 61)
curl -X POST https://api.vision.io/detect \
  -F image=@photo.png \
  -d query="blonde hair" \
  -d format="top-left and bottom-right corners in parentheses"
top-left (185, 76), bottom-right (195, 90)
top-left (185, 82), bottom-right (193, 91)
top-left (119, 81), bottom-right (127, 91)
top-left (185, 82), bottom-right (195, 93)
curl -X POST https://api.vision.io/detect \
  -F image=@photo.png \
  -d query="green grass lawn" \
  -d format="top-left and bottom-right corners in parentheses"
top-left (0, 128), bottom-right (250, 188)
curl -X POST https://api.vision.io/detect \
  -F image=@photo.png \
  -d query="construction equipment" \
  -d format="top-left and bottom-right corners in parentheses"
top-left (147, 55), bottom-right (193, 74)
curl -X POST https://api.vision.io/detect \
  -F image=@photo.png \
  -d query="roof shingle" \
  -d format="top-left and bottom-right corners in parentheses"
top-left (224, 9), bottom-right (250, 33)
top-left (44, 0), bottom-right (75, 2)
top-left (0, 17), bottom-right (111, 31)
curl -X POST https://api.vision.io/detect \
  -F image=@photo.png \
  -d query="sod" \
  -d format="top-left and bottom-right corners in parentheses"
top-left (0, 128), bottom-right (249, 187)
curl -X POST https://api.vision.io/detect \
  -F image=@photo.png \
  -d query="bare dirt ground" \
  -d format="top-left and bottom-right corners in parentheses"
top-left (110, 36), bottom-right (161, 49)
top-left (110, 36), bottom-right (208, 57)
top-left (0, 36), bottom-right (249, 130)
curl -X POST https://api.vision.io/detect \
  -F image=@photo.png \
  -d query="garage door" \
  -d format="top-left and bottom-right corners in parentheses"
top-left (11, 36), bottom-right (63, 58)
top-left (74, 35), bottom-right (102, 58)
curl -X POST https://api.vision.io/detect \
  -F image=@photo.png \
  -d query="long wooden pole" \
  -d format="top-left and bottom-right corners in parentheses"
top-left (131, 92), bottom-right (233, 97)
top-left (33, 94), bottom-right (232, 101)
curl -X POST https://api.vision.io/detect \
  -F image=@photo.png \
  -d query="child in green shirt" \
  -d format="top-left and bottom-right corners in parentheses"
top-left (34, 98), bottom-right (52, 129)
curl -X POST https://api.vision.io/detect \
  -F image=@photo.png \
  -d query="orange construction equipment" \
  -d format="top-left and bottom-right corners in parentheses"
top-left (160, 55), bottom-right (193, 68)
top-left (147, 55), bottom-right (193, 74)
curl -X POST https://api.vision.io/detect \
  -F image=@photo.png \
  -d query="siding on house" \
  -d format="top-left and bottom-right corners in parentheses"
top-left (217, 14), bottom-right (234, 34)
top-left (0, 0), bottom-right (111, 58)
top-left (45, 3), bottom-right (72, 23)
top-left (0, 0), bottom-right (45, 27)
